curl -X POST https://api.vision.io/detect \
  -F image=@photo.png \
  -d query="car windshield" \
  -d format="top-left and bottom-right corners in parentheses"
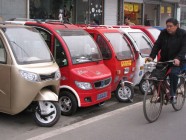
top-left (128, 32), bottom-right (152, 57)
top-left (56, 29), bottom-right (102, 64)
top-left (5, 27), bottom-right (52, 64)
top-left (104, 32), bottom-right (133, 60)
top-left (146, 28), bottom-right (160, 40)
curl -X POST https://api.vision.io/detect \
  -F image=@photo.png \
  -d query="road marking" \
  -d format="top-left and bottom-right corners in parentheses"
top-left (27, 102), bottom-right (143, 140)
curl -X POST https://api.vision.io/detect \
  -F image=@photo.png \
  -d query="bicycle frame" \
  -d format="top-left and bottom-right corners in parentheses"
top-left (143, 61), bottom-right (186, 123)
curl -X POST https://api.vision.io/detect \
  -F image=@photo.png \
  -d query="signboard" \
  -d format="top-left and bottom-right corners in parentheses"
top-left (124, 4), bottom-right (129, 11)
top-left (128, 4), bottom-right (134, 12)
top-left (134, 4), bottom-right (139, 12)
top-left (121, 60), bottom-right (132, 67)
top-left (167, 6), bottom-right (172, 14)
top-left (161, 6), bottom-right (165, 14)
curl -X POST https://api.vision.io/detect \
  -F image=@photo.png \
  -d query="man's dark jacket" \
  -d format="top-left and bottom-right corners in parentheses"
top-left (150, 28), bottom-right (186, 63)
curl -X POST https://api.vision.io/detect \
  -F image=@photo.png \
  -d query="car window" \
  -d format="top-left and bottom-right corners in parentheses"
top-left (90, 33), bottom-right (94, 38)
top-left (104, 32), bottom-right (133, 60)
top-left (56, 29), bottom-right (102, 64)
top-left (128, 32), bottom-right (152, 57)
top-left (54, 38), bottom-right (68, 67)
top-left (36, 28), bottom-right (51, 49)
top-left (96, 35), bottom-right (112, 59)
top-left (146, 28), bottom-right (160, 41)
top-left (6, 27), bottom-right (52, 64)
top-left (0, 38), bottom-right (6, 63)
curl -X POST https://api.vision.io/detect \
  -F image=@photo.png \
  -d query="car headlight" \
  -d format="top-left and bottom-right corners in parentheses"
top-left (20, 70), bottom-right (40, 82)
top-left (55, 69), bottom-right (61, 80)
top-left (75, 81), bottom-right (92, 90)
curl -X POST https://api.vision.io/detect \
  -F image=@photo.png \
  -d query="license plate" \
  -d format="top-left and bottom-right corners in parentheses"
top-left (97, 92), bottom-right (107, 100)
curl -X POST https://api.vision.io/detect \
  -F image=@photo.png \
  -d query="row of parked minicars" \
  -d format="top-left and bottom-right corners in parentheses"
top-left (0, 18), bottom-right (162, 127)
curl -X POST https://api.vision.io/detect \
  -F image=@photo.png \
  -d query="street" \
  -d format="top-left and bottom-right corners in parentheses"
top-left (0, 0), bottom-right (186, 140)
top-left (30, 100), bottom-right (186, 140)
top-left (0, 87), bottom-right (186, 140)
top-left (0, 87), bottom-right (143, 140)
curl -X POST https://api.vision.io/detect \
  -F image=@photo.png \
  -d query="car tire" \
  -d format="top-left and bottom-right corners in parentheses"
top-left (59, 91), bottom-right (78, 116)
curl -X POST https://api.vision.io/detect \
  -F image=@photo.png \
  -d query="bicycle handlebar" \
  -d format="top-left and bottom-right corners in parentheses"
top-left (156, 60), bottom-right (174, 64)
top-left (145, 59), bottom-right (174, 65)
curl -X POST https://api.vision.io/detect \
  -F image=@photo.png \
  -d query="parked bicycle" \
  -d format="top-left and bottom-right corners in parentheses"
top-left (143, 60), bottom-right (186, 123)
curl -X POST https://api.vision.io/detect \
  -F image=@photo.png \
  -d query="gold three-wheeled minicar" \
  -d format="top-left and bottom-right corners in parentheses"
top-left (0, 23), bottom-right (61, 127)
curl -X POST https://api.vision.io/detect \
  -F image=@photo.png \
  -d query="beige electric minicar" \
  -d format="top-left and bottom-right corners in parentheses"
top-left (0, 23), bottom-right (61, 127)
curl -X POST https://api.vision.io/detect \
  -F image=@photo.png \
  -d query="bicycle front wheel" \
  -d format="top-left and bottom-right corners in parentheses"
top-left (172, 77), bottom-right (185, 111)
top-left (143, 82), bottom-right (163, 123)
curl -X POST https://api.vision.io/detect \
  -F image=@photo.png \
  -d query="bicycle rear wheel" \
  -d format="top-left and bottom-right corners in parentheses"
top-left (172, 77), bottom-right (185, 111)
top-left (143, 82), bottom-right (163, 123)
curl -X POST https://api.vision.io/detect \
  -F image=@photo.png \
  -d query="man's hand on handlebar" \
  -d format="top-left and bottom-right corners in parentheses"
top-left (145, 57), bottom-right (153, 63)
top-left (173, 58), bottom-right (180, 66)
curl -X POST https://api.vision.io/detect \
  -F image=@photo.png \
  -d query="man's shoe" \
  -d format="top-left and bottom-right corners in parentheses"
top-left (170, 96), bottom-right (177, 104)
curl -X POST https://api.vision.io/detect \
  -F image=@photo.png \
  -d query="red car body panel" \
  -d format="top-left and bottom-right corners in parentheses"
top-left (81, 26), bottom-right (136, 92)
top-left (25, 22), bottom-right (112, 107)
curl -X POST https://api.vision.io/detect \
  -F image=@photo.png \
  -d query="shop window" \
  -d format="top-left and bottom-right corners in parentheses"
top-left (75, 0), bottom-right (103, 24)
top-left (124, 3), bottom-right (142, 25)
top-left (180, 7), bottom-right (186, 30)
top-left (96, 35), bottom-right (111, 59)
top-left (30, 0), bottom-right (73, 21)
top-left (29, 0), bottom-right (103, 24)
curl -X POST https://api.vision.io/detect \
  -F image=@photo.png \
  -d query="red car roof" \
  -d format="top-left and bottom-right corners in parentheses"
top-left (26, 21), bottom-right (81, 30)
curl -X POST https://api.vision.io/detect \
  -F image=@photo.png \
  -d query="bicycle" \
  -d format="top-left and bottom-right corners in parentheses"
top-left (143, 60), bottom-right (186, 123)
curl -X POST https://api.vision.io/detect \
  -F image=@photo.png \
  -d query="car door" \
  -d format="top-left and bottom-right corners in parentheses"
top-left (0, 35), bottom-right (11, 109)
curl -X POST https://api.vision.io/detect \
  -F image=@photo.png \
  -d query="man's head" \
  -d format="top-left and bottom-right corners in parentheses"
top-left (166, 18), bottom-right (179, 35)
top-left (124, 16), bottom-right (130, 25)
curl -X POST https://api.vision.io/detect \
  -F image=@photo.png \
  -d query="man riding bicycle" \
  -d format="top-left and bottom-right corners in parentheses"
top-left (146, 18), bottom-right (186, 104)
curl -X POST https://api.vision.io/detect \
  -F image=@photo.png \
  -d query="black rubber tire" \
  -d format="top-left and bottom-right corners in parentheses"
top-left (59, 91), bottom-right (78, 116)
top-left (115, 83), bottom-right (134, 102)
top-left (32, 101), bottom-right (60, 127)
top-left (172, 77), bottom-right (186, 111)
top-left (143, 82), bottom-right (163, 123)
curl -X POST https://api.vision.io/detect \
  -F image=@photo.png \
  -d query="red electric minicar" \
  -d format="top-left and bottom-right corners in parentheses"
top-left (80, 26), bottom-right (136, 102)
top-left (16, 20), bottom-right (112, 116)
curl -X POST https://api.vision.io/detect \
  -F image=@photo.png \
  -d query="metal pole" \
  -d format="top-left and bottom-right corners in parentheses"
top-left (27, 0), bottom-right (30, 19)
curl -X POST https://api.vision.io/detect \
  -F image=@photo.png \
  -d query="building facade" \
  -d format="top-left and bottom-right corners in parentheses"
top-left (0, 0), bottom-right (182, 27)
top-left (0, 0), bottom-right (27, 22)
top-left (179, 0), bottom-right (186, 29)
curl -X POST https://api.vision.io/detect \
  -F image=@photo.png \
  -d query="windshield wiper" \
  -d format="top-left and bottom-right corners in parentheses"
top-left (10, 41), bottom-right (30, 57)
top-left (87, 55), bottom-right (101, 63)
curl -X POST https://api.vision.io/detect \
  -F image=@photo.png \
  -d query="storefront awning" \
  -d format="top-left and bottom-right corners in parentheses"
top-left (162, 0), bottom-right (180, 3)
top-left (144, 0), bottom-right (161, 4)
top-left (125, 0), bottom-right (143, 3)
top-left (144, 0), bottom-right (180, 4)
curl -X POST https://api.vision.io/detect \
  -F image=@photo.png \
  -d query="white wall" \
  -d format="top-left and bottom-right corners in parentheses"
top-left (0, 0), bottom-right (27, 21)
top-left (104, 0), bottom-right (117, 25)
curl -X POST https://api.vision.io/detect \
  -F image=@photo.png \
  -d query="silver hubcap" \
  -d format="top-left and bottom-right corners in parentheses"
top-left (35, 101), bottom-right (57, 124)
top-left (59, 96), bottom-right (72, 112)
top-left (142, 81), bottom-right (149, 92)
top-left (118, 86), bottom-right (131, 100)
